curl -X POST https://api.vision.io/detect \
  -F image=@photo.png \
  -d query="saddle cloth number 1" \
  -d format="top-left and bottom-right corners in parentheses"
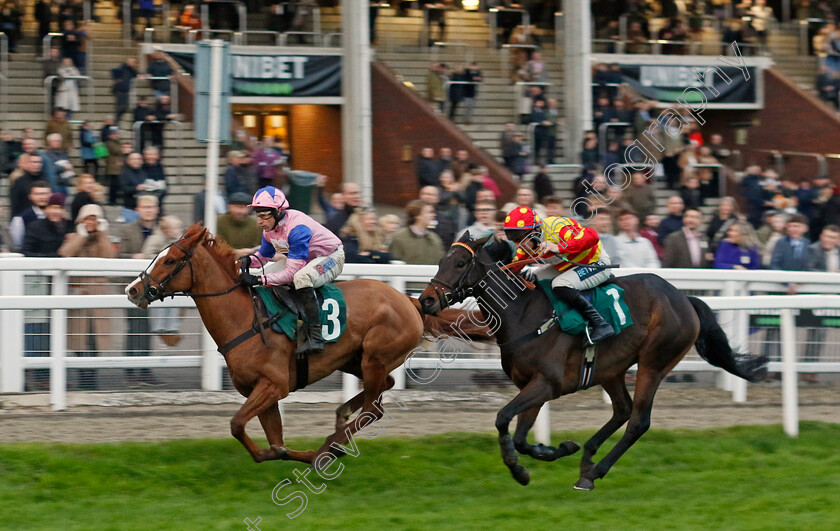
top-left (321, 298), bottom-right (341, 341)
top-left (605, 287), bottom-right (627, 326)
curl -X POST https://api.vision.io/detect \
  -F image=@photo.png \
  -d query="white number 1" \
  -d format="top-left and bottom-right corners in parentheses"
top-left (321, 298), bottom-right (340, 341)
top-left (605, 287), bottom-right (627, 326)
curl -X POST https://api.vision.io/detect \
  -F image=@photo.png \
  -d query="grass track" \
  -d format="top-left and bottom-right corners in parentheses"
top-left (0, 423), bottom-right (839, 530)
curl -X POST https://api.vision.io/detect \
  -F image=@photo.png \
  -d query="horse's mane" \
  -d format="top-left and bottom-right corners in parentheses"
top-left (183, 222), bottom-right (239, 278)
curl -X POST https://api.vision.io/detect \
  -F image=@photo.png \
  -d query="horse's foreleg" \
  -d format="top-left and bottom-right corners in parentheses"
top-left (578, 375), bottom-right (633, 481)
top-left (496, 376), bottom-right (553, 486)
top-left (513, 406), bottom-right (580, 462)
top-left (230, 378), bottom-right (287, 463)
top-left (575, 368), bottom-right (662, 491)
top-left (256, 404), bottom-right (317, 465)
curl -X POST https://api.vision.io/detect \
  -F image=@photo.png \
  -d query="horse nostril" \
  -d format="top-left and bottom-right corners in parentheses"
top-left (128, 287), bottom-right (137, 297)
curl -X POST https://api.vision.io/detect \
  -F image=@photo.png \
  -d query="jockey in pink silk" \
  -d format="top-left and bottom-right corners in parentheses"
top-left (240, 186), bottom-right (345, 355)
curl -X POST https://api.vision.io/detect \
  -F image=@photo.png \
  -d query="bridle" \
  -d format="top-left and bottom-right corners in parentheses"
top-left (428, 241), bottom-right (485, 309)
top-left (137, 231), bottom-right (241, 303)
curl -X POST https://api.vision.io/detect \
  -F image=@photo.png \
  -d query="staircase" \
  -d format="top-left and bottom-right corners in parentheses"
top-left (2, 0), bottom-right (220, 225)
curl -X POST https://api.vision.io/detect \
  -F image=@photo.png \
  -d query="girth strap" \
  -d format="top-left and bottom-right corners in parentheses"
top-left (217, 311), bottom-right (284, 357)
top-left (498, 316), bottom-right (559, 350)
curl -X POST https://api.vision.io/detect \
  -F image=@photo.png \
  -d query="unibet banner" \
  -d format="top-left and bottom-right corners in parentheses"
top-left (170, 51), bottom-right (341, 97)
top-left (610, 64), bottom-right (757, 107)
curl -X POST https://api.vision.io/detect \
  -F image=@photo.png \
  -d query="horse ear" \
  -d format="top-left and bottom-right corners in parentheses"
top-left (483, 237), bottom-right (514, 263)
top-left (472, 234), bottom-right (492, 248)
top-left (458, 230), bottom-right (473, 243)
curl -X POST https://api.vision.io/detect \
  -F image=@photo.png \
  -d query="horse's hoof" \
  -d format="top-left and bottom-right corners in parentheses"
top-left (561, 440), bottom-right (581, 456)
top-left (573, 478), bottom-right (595, 491)
top-left (512, 465), bottom-right (530, 486)
top-left (271, 445), bottom-right (289, 460)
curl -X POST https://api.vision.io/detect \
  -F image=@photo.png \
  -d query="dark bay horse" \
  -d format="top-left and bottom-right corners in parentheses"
top-left (126, 224), bottom-right (486, 467)
top-left (419, 234), bottom-right (767, 490)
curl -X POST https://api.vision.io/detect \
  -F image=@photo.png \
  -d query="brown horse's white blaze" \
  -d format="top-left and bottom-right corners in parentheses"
top-left (126, 246), bottom-right (173, 309)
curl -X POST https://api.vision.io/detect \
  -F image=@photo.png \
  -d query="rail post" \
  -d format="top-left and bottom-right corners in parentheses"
top-left (780, 309), bottom-right (799, 437)
top-left (0, 267), bottom-right (24, 392)
top-left (50, 271), bottom-right (68, 411)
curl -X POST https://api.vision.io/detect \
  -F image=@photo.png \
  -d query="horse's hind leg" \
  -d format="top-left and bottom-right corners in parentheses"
top-left (256, 403), bottom-right (317, 465)
top-left (335, 375), bottom-right (394, 434)
top-left (575, 367), bottom-right (663, 490)
top-left (496, 376), bottom-right (553, 486)
top-left (578, 375), bottom-right (633, 481)
top-left (513, 406), bottom-right (580, 462)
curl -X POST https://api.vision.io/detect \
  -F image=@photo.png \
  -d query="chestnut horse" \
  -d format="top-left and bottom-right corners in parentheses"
top-left (419, 234), bottom-right (768, 490)
top-left (126, 224), bottom-right (484, 467)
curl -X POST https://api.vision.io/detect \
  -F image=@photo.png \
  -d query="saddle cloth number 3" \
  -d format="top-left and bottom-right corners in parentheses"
top-left (321, 298), bottom-right (341, 341)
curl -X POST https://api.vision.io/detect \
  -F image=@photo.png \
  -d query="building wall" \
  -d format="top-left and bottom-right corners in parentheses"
top-left (289, 105), bottom-right (344, 186)
top-left (704, 69), bottom-right (840, 180)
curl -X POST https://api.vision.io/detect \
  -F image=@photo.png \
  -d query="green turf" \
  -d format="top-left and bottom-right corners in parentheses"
top-left (1, 423), bottom-right (839, 530)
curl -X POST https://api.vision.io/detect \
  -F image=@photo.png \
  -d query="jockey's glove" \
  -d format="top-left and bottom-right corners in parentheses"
top-left (240, 270), bottom-right (263, 287)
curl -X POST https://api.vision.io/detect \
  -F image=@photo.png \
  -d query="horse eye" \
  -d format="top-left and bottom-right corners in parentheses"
top-left (165, 258), bottom-right (176, 266)
top-left (456, 260), bottom-right (466, 268)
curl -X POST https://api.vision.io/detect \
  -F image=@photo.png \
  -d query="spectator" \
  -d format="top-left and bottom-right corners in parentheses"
top-left (740, 165), bottom-right (768, 227)
top-left (458, 199), bottom-right (496, 240)
top-left (520, 51), bottom-right (549, 84)
top-left (39, 134), bottom-right (73, 195)
top-left (614, 209), bottom-right (661, 268)
top-left (437, 147), bottom-right (453, 174)
top-left (624, 171), bottom-right (656, 221)
top-left (0, 1), bottom-right (22, 53)
top-left (680, 175), bottom-right (703, 209)
top-left (435, 170), bottom-right (465, 248)
top-left (179, 3), bottom-right (201, 32)
top-left (104, 126), bottom-right (123, 205)
top-left (714, 221), bottom-right (761, 270)
top-left (657, 195), bottom-right (685, 245)
top-left (462, 61), bottom-right (482, 125)
top-left (531, 165), bottom-right (554, 203)
top-left (10, 181), bottom-right (51, 250)
top-left (78, 120), bottom-right (98, 176)
top-left (315, 174), bottom-right (342, 220)
top-left (9, 155), bottom-right (45, 216)
top-left (503, 186), bottom-right (546, 219)
top-left (426, 63), bottom-right (447, 114)
top-left (192, 188), bottom-right (226, 224)
top-left (70, 173), bottom-right (99, 223)
top-left (341, 208), bottom-right (390, 264)
top-left (34, 0), bottom-right (52, 56)
top-left (500, 122), bottom-right (517, 169)
top-left (389, 200), bottom-right (444, 265)
top-left (99, 116), bottom-right (116, 143)
top-left (503, 132), bottom-right (529, 178)
top-left (325, 182), bottom-right (363, 235)
top-left (133, 96), bottom-right (155, 152)
top-left (119, 152), bottom-right (148, 211)
top-left (117, 194), bottom-right (162, 387)
top-left (216, 192), bottom-right (262, 253)
top-left (60, 19), bottom-right (81, 68)
top-left (747, 0), bottom-right (774, 48)
top-left (22, 193), bottom-right (68, 256)
top-left (416, 146), bottom-right (440, 188)
top-left (141, 215), bottom-right (185, 348)
top-left (706, 196), bottom-right (740, 254)
top-left (662, 208), bottom-right (709, 268)
top-left (150, 94), bottom-right (177, 152)
top-left (141, 146), bottom-right (167, 208)
top-left (44, 107), bottom-right (73, 152)
top-left (451, 149), bottom-right (471, 183)
top-left (111, 57), bottom-right (139, 124)
top-left (379, 214), bottom-right (401, 247)
top-left (59, 203), bottom-right (116, 390)
top-left (639, 214), bottom-right (664, 260)
top-left (770, 213), bottom-right (812, 271)
top-left (447, 64), bottom-right (467, 121)
top-left (146, 52), bottom-right (174, 98)
top-left (816, 65), bottom-right (839, 109)
top-left (543, 196), bottom-right (564, 218)
top-left (758, 211), bottom-right (788, 267)
top-left (803, 224), bottom-right (840, 383)
top-left (251, 136), bottom-right (284, 189)
top-left (580, 135), bottom-right (600, 170)
top-left (223, 150), bottom-right (257, 200)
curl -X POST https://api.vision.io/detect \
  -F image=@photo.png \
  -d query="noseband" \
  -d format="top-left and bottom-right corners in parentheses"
top-left (428, 241), bottom-right (481, 309)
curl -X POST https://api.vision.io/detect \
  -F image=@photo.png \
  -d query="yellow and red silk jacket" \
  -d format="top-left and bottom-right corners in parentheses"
top-left (513, 216), bottom-right (603, 273)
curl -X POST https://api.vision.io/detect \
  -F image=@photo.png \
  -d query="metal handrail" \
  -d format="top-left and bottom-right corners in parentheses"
top-left (122, 0), bottom-right (131, 44)
top-left (688, 163), bottom-right (727, 197)
top-left (132, 119), bottom-right (184, 179)
top-left (513, 81), bottom-right (552, 119)
top-left (43, 75), bottom-right (95, 121)
top-left (597, 121), bottom-right (632, 160)
top-left (591, 37), bottom-right (763, 55)
top-left (421, 5), bottom-right (451, 48)
top-left (42, 33), bottom-right (63, 61)
top-left (145, 76), bottom-right (179, 114)
top-left (201, 0), bottom-right (246, 34)
top-left (745, 148), bottom-right (836, 177)
top-left (502, 43), bottom-right (541, 73)
top-left (323, 32), bottom-right (342, 47)
top-left (487, 7), bottom-right (529, 48)
top-left (233, 30), bottom-right (282, 46)
top-left (554, 12), bottom-right (564, 59)
top-left (431, 42), bottom-right (472, 63)
top-left (188, 29), bottom-right (235, 44)
top-left (279, 31), bottom-right (322, 46)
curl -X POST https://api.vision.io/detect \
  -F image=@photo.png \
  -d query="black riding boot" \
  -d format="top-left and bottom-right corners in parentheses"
top-left (552, 286), bottom-right (616, 345)
top-left (296, 287), bottom-right (324, 355)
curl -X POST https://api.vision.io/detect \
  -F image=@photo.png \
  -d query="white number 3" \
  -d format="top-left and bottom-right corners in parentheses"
top-left (321, 298), bottom-right (340, 341)
top-left (605, 287), bottom-right (627, 326)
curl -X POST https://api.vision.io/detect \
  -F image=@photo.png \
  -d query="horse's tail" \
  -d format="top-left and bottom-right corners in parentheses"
top-left (688, 296), bottom-right (768, 382)
top-left (408, 296), bottom-right (493, 341)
